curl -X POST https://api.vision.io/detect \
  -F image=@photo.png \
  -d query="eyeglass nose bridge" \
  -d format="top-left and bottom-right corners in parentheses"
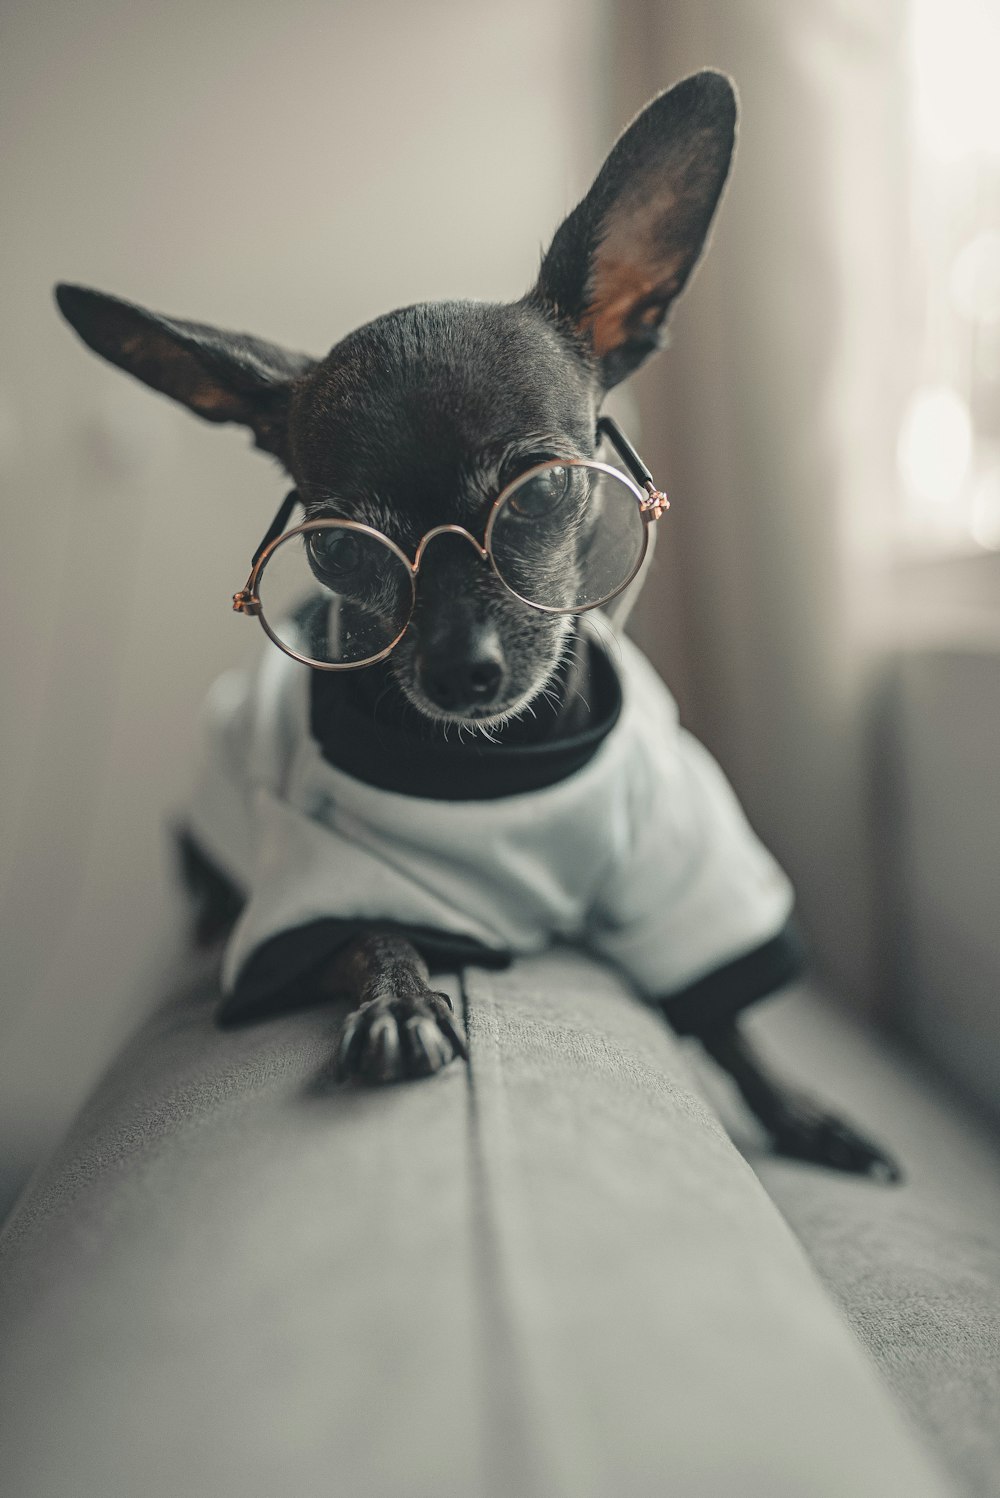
top-left (412, 524), bottom-right (489, 572)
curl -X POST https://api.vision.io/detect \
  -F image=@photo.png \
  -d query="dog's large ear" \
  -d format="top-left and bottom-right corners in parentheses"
top-left (532, 71), bottom-right (736, 389)
top-left (55, 284), bottom-right (315, 462)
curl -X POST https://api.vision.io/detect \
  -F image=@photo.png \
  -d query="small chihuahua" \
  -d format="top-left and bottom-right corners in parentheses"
top-left (57, 72), bottom-right (899, 1179)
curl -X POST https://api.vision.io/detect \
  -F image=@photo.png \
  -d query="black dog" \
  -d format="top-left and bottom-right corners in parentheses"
top-left (56, 72), bottom-right (899, 1179)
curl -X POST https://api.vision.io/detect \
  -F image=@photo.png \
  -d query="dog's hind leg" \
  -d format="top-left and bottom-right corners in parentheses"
top-left (175, 827), bottom-right (245, 947)
top-left (698, 1019), bottom-right (902, 1182)
top-left (328, 931), bottom-right (468, 1085)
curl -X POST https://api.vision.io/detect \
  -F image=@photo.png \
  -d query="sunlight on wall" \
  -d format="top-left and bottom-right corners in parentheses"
top-left (897, 0), bottom-right (1000, 552)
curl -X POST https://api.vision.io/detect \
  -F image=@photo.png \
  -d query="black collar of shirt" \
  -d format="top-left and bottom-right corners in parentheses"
top-left (309, 634), bottom-right (622, 801)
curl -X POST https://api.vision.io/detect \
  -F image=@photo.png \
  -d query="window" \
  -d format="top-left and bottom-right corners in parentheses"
top-left (897, 0), bottom-right (1000, 554)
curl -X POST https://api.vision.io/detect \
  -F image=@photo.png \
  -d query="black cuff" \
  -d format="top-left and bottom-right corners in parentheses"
top-left (655, 920), bottom-right (806, 1037)
top-left (217, 918), bottom-right (510, 1026)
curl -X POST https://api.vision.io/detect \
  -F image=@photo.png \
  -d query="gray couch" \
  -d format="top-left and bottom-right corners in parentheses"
top-left (1, 949), bottom-right (997, 1497)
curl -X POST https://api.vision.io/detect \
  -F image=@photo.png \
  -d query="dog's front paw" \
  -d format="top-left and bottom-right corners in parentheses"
top-left (334, 990), bottom-right (468, 1085)
top-left (768, 1098), bottom-right (902, 1183)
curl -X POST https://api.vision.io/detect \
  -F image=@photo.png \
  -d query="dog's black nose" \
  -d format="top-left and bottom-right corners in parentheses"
top-left (418, 644), bottom-right (505, 713)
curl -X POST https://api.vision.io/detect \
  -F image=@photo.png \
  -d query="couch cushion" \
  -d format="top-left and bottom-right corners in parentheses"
top-left (0, 952), bottom-right (950, 1497)
top-left (696, 987), bottom-right (1000, 1498)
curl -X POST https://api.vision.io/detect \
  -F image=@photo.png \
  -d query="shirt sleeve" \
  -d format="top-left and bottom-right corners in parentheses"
top-left (587, 701), bottom-right (798, 1028)
top-left (655, 919), bottom-right (805, 1035)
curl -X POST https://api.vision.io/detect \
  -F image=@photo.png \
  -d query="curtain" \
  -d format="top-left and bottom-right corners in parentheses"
top-left (612, 0), bottom-right (911, 1012)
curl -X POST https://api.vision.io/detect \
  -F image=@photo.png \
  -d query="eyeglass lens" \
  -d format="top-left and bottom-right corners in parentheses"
top-left (257, 525), bottom-right (414, 665)
top-left (488, 463), bottom-right (646, 611)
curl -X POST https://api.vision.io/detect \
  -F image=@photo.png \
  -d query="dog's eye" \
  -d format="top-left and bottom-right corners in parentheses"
top-left (308, 527), bottom-right (362, 580)
top-left (509, 465), bottom-right (573, 518)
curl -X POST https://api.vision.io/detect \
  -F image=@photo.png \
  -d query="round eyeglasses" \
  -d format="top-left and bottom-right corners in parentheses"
top-left (232, 415), bottom-right (668, 671)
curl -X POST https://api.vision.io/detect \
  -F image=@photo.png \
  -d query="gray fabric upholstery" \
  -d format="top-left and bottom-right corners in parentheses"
top-left (694, 989), bottom-right (1000, 1498)
top-left (0, 952), bottom-right (954, 1497)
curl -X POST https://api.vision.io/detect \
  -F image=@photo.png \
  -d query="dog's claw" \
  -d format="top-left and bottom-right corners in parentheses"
top-left (363, 1012), bottom-right (401, 1083)
top-left (405, 1015), bottom-right (444, 1076)
top-left (431, 993), bottom-right (469, 1061)
top-left (334, 1012), bottom-right (364, 1082)
top-left (336, 991), bottom-right (467, 1086)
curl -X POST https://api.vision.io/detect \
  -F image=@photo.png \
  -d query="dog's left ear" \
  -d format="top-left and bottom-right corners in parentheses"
top-left (532, 71), bottom-right (736, 389)
top-left (55, 284), bottom-right (316, 464)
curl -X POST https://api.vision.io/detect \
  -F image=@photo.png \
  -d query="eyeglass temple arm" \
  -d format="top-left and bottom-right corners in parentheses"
top-left (234, 490), bottom-right (301, 614)
top-left (596, 415), bottom-right (668, 519)
top-left (596, 415), bottom-right (653, 485)
top-left (251, 489), bottom-right (301, 567)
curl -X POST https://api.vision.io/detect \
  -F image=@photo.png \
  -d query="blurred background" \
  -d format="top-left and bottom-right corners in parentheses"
top-left (2, 0), bottom-right (998, 1214)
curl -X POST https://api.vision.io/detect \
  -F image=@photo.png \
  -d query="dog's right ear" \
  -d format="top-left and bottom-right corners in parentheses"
top-left (55, 284), bottom-right (316, 463)
top-left (531, 71), bottom-right (736, 390)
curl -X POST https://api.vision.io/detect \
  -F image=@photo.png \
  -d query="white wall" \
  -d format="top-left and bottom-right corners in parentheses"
top-left (0, 0), bottom-right (605, 1175)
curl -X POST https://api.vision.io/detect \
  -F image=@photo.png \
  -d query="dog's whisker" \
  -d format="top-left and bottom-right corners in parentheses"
top-left (370, 682), bottom-right (395, 729)
top-left (588, 615), bottom-right (624, 667)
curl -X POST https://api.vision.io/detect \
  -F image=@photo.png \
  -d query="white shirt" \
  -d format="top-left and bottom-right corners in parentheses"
top-left (187, 623), bottom-right (794, 1007)
top-left (187, 620), bottom-right (790, 1006)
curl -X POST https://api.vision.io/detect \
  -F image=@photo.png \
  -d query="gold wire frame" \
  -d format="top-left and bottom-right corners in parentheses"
top-left (233, 457), bottom-right (668, 671)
